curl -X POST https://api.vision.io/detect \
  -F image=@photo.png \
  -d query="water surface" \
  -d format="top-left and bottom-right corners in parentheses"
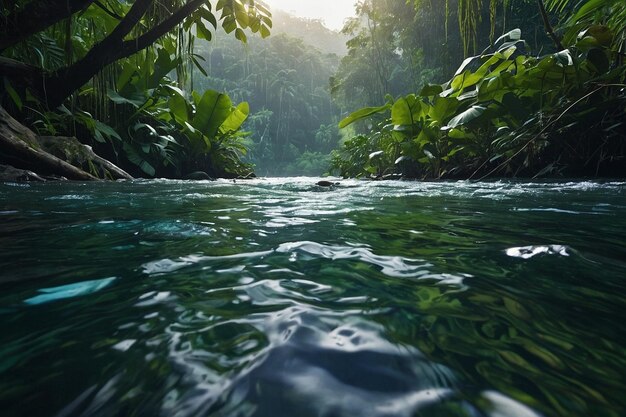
top-left (1, 178), bottom-right (625, 417)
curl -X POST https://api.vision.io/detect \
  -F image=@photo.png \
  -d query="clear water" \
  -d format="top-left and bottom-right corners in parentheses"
top-left (1, 178), bottom-right (625, 417)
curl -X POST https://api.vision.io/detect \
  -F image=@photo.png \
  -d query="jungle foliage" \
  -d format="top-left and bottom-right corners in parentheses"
top-left (2, 0), bottom-right (624, 180)
top-left (1, 0), bottom-right (272, 178)
top-left (331, 0), bottom-right (625, 179)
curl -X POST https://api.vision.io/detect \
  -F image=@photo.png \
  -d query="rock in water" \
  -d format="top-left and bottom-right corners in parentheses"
top-left (316, 180), bottom-right (337, 187)
top-left (0, 164), bottom-right (46, 181)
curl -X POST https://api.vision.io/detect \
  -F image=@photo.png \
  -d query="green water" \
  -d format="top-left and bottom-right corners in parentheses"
top-left (0, 178), bottom-right (625, 417)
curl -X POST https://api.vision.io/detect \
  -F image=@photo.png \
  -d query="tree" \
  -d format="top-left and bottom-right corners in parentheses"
top-left (0, 0), bottom-right (272, 108)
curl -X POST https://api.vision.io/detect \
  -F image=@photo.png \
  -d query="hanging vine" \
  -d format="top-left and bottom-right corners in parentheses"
top-left (458, 0), bottom-right (482, 56)
top-left (489, 0), bottom-right (497, 43)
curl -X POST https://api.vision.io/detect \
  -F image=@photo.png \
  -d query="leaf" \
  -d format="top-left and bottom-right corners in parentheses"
top-left (572, 0), bottom-right (609, 24)
top-left (495, 28), bottom-right (521, 45)
top-left (220, 102), bottom-right (249, 133)
top-left (338, 103), bottom-right (391, 128)
top-left (369, 151), bottom-right (384, 159)
top-left (123, 144), bottom-right (155, 176)
top-left (586, 48), bottom-right (609, 73)
top-left (140, 160), bottom-right (156, 177)
top-left (554, 49), bottom-right (573, 67)
top-left (94, 120), bottom-right (121, 141)
top-left (198, 7), bottom-right (217, 28)
top-left (428, 96), bottom-right (459, 124)
top-left (235, 28), bottom-right (247, 43)
top-left (419, 84), bottom-right (443, 96)
top-left (447, 128), bottom-right (468, 139)
top-left (442, 105), bottom-right (486, 130)
top-left (391, 95), bottom-right (425, 126)
top-left (191, 55), bottom-right (208, 76)
top-left (192, 90), bottom-right (233, 139)
top-left (3, 79), bottom-right (22, 111)
top-left (222, 16), bottom-right (237, 33)
top-left (196, 21), bottom-right (213, 41)
top-left (107, 89), bottom-right (143, 108)
top-left (260, 25), bottom-right (271, 38)
top-left (169, 93), bottom-right (190, 123)
top-left (133, 122), bottom-right (157, 136)
top-left (454, 56), bottom-right (478, 77)
top-left (234, 2), bottom-right (249, 28)
top-left (162, 84), bottom-right (186, 99)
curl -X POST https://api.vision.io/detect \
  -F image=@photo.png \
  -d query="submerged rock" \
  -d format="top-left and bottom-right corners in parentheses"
top-left (316, 180), bottom-right (339, 187)
top-left (0, 164), bottom-right (46, 182)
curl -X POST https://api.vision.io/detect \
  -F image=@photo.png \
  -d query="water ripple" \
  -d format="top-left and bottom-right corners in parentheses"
top-left (214, 307), bottom-right (459, 417)
top-left (2, 178), bottom-right (624, 417)
top-left (505, 245), bottom-right (570, 259)
top-left (276, 241), bottom-right (437, 280)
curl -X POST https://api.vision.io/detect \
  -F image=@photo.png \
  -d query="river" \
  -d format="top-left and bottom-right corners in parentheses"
top-left (1, 178), bottom-right (625, 417)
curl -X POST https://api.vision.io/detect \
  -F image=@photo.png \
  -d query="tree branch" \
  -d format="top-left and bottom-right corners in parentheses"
top-left (106, 0), bottom-right (153, 41)
top-left (41, 0), bottom-right (154, 106)
top-left (93, 0), bottom-right (123, 21)
top-left (0, 0), bottom-right (96, 50)
top-left (121, 0), bottom-right (206, 55)
top-left (0, 57), bottom-right (43, 79)
top-left (7, 0), bottom-right (209, 107)
top-left (537, 0), bottom-right (565, 51)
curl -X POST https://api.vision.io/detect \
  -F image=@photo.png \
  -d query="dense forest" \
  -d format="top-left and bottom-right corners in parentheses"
top-left (0, 0), bottom-right (624, 180)
top-left (192, 11), bottom-right (347, 176)
top-left (331, 0), bottom-right (626, 179)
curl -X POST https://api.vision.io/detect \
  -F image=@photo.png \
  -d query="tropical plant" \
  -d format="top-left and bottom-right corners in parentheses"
top-left (1, 0), bottom-right (272, 178)
top-left (332, 18), bottom-right (626, 179)
top-left (1, 0), bottom-right (272, 107)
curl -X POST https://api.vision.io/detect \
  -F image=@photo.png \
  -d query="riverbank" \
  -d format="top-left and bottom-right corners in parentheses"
top-left (0, 106), bottom-right (132, 182)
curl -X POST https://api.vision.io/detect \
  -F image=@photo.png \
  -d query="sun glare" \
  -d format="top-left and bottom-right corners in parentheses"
top-left (261, 0), bottom-right (356, 31)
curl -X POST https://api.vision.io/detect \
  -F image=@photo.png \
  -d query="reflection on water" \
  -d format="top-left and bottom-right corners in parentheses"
top-left (0, 178), bottom-right (625, 417)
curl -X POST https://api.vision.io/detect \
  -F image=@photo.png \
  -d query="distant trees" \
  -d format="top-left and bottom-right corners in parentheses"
top-left (331, 0), bottom-right (548, 114)
top-left (194, 22), bottom-right (343, 175)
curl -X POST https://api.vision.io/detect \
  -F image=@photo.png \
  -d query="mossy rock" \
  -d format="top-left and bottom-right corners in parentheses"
top-left (37, 136), bottom-right (132, 180)
top-left (0, 164), bottom-right (45, 181)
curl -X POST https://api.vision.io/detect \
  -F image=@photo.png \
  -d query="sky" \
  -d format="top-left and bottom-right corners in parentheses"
top-left (261, 0), bottom-right (357, 31)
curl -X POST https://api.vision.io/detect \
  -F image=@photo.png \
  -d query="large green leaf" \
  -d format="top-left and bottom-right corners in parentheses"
top-left (429, 96), bottom-right (460, 125)
top-left (107, 89), bottom-right (144, 108)
top-left (442, 105), bottom-right (486, 130)
top-left (164, 85), bottom-right (190, 123)
top-left (338, 103), bottom-right (391, 128)
top-left (391, 95), bottom-right (426, 126)
top-left (192, 90), bottom-right (233, 139)
top-left (220, 102), bottom-right (249, 133)
top-left (419, 84), bottom-right (444, 97)
top-left (495, 28), bottom-right (522, 45)
top-left (571, 0), bottom-right (611, 23)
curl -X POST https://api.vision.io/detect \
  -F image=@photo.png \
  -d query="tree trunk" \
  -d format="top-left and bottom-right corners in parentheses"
top-left (38, 136), bottom-right (133, 180)
top-left (0, 106), bottom-right (98, 180)
top-left (537, 0), bottom-right (564, 51)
